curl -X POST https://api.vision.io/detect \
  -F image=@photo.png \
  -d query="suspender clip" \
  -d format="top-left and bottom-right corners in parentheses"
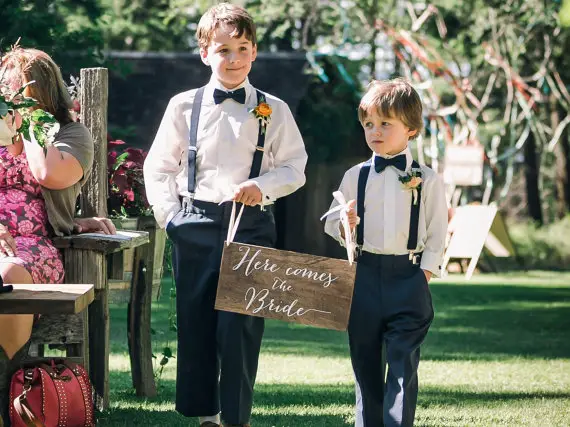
top-left (255, 146), bottom-right (264, 152)
top-left (409, 251), bottom-right (420, 265)
top-left (182, 194), bottom-right (195, 213)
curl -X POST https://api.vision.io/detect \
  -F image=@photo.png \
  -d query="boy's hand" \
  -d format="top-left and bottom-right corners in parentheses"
top-left (423, 269), bottom-right (432, 283)
top-left (233, 181), bottom-right (262, 206)
top-left (344, 199), bottom-right (359, 231)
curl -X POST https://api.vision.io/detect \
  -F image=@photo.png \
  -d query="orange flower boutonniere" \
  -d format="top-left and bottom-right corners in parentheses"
top-left (398, 169), bottom-right (423, 204)
top-left (250, 95), bottom-right (272, 134)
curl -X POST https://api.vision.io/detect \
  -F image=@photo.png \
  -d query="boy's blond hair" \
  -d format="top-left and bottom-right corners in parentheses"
top-left (196, 3), bottom-right (257, 50)
top-left (358, 78), bottom-right (423, 139)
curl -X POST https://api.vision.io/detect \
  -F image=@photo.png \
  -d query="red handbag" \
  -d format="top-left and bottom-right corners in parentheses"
top-left (9, 360), bottom-right (95, 427)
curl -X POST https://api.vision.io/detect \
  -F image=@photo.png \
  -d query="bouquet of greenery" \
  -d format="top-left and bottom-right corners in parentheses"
top-left (0, 77), bottom-right (60, 151)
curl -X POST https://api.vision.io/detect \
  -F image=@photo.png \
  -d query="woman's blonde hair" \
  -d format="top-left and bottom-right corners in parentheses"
top-left (1, 47), bottom-right (73, 125)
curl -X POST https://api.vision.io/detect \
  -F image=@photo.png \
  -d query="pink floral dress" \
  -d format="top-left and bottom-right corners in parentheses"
top-left (0, 147), bottom-right (64, 283)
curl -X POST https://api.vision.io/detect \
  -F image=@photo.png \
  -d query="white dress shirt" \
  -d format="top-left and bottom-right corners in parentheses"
top-left (144, 76), bottom-right (308, 228)
top-left (324, 147), bottom-right (448, 277)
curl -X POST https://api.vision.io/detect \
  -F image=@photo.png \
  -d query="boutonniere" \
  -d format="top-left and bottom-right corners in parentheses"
top-left (398, 169), bottom-right (423, 204)
top-left (250, 95), bottom-right (272, 135)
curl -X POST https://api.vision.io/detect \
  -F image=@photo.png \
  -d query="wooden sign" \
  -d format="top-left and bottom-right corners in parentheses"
top-left (442, 204), bottom-right (497, 279)
top-left (215, 242), bottom-right (356, 331)
top-left (443, 144), bottom-right (484, 186)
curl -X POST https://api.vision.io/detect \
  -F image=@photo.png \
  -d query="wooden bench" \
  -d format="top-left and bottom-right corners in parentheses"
top-left (0, 284), bottom-right (94, 369)
top-left (24, 68), bottom-right (156, 411)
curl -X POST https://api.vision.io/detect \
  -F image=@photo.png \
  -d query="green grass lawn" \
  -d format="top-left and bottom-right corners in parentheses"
top-left (97, 271), bottom-right (570, 426)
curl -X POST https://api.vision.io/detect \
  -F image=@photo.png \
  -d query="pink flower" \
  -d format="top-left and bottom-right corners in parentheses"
top-left (39, 244), bottom-right (57, 258)
top-left (6, 189), bottom-right (27, 203)
top-left (24, 200), bottom-right (47, 222)
top-left (17, 219), bottom-right (35, 235)
top-left (403, 176), bottom-right (423, 190)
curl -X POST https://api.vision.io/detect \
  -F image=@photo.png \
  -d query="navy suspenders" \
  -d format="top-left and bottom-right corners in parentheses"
top-left (188, 86), bottom-right (205, 196)
top-left (356, 159), bottom-right (422, 263)
top-left (356, 159), bottom-right (372, 248)
top-left (248, 91), bottom-right (267, 180)
top-left (187, 86), bottom-right (266, 199)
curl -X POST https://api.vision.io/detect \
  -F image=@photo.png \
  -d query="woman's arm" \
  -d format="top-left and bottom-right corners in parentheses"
top-left (23, 135), bottom-right (83, 190)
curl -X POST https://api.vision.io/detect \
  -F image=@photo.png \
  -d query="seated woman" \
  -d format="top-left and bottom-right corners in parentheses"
top-left (0, 47), bottom-right (114, 425)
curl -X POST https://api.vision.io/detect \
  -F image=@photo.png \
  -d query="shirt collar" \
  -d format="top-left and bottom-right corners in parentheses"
top-left (372, 146), bottom-right (413, 172)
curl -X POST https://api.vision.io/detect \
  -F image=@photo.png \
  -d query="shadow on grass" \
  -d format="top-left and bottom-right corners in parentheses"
top-left (261, 282), bottom-right (570, 361)
top-left (424, 283), bottom-right (570, 360)
top-left (419, 385), bottom-right (570, 407)
top-left (100, 380), bottom-right (353, 426)
top-left (100, 378), bottom-right (570, 426)
top-left (109, 279), bottom-right (570, 362)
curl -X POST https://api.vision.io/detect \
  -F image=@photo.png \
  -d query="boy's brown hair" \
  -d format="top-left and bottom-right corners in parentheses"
top-left (196, 2), bottom-right (257, 50)
top-left (358, 78), bottom-right (423, 139)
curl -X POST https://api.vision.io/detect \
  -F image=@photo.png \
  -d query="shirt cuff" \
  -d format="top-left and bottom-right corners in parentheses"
top-left (251, 179), bottom-right (275, 205)
top-left (420, 250), bottom-right (443, 278)
top-left (153, 202), bottom-right (181, 229)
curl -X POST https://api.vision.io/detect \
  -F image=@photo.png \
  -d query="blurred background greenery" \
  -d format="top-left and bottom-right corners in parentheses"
top-left (3, 0), bottom-right (570, 265)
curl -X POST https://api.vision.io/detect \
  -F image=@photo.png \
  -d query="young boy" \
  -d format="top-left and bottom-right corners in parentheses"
top-left (144, 4), bottom-right (307, 426)
top-left (324, 79), bottom-right (447, 427)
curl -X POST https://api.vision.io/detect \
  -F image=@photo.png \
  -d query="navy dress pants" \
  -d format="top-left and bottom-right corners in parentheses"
top-left (166, 200), bottom-right (276, 424)
top-left (348, 252), bottom-right (434, 427)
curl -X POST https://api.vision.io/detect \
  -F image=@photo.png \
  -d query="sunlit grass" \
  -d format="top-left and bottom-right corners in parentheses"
top-left (97, 272), bottom-right (570, 426)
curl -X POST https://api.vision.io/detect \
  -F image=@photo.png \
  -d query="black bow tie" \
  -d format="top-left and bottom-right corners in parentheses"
top-left (374, 154), bottom-right (406, 173)
top-left (213, 88), bottom-right (246, 105)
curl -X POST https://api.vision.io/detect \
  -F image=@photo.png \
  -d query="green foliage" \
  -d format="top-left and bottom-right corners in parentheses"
top-left (562, 0), bottom-right (570, 27)
top-left (508, 216), bottom-right (570, 270)
top-left (0, 0), bottom-right (105, 68)
top-left (296, 56), bottom-right (367, 163)
top-left (97, 0), bottom-right (197, 51)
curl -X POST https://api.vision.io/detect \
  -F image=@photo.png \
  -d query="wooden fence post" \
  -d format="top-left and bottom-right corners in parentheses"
top-left (79, 68), bottom-right (110, 409)
top-left (128, 217), bottom-right (158, 397)
top-left (80, 68), bottom-right (108, 218)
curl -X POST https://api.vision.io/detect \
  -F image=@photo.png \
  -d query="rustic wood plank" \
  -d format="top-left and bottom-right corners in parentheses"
top-left (31, 313), bottom-right (84, 344)
top-left (109, 251), bottom-right (124, 280)
top-left (53, 230), bottom-right (149, 254)
top-left (64, 249), bottom-right (109, 410)
top-left (0, 284), bottom-right (94, 314)
top-left (89, 288), bottom-right (109, 411)
top-left (127, 217), bottom-right (157, 397)
top-left (80, 68), bottom-right (108, 218)
top-left (215, 243), bottom-right (356, 331)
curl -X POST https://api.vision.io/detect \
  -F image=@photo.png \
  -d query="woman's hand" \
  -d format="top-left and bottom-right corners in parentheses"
top-left (73, 217), bottom-right (117, 235)
top-left (0, 224), bottom-right (17, 257)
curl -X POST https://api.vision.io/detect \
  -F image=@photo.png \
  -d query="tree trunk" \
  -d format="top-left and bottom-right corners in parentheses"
top-left (552, 100), bottom-right (569, 219)
top-left (524, 132), bottom-right (543, 225)
top-left (561, 129), bottom-right (570, 215)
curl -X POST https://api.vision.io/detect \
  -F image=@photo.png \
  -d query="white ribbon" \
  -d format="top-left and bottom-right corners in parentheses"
top-left (320, 191), bottom-right (357, 265)
top-left (223, 200), bottom-right (245, 246)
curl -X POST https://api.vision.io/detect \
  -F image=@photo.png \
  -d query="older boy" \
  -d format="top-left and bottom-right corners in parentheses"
top-left (325, 78), bottom-right (447, 427)
top-left (144, 4), bottom-right (307, 426)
